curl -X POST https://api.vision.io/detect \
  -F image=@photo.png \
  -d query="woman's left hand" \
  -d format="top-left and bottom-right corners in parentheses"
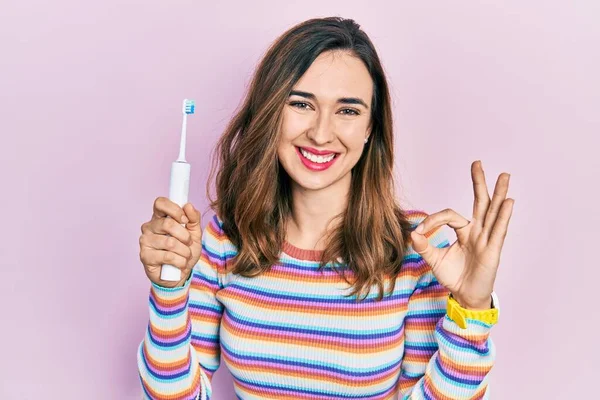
top-left (410, 160), bottom-right (515, 310)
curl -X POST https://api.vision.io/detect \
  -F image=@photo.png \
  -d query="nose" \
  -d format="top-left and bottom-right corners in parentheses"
top-left (306, 112), bottom-right (335, 145)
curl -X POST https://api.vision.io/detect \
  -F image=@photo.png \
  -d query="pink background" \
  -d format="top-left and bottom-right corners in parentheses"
top-left (1, 0), bottom-right (598, 398)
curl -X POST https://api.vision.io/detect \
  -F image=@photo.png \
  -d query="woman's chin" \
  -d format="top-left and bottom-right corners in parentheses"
top-left (293, 178), bottom-right (331, 191)
top-left (290, 169), bottom-right (350, 192)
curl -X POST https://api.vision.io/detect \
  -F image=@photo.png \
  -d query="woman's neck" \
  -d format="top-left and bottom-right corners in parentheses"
top-left (286, 174), bottom-right (350, 250)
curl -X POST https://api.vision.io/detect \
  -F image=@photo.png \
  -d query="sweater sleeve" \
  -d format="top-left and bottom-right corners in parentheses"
top-left (137, 215), bottom-right (226, 400)
top-left (398, 214), bottom-right (496, 399)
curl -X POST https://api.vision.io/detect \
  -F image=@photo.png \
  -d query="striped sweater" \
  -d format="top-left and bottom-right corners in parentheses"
top-left (137, 210), bottom-right (495, 399)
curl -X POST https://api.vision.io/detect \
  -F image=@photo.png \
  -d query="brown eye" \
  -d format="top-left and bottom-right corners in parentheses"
top-left (339, 108), bottom-right (359, 116)
top-left (289, 101), bottom-right (311, 110)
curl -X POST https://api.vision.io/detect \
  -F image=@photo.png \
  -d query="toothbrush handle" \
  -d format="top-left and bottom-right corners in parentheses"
top-left (160, 161), bottom-right (191, 282)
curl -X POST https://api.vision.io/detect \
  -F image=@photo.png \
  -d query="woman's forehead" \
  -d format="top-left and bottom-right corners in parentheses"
top-left (293, 51), bottom-right (373, 104)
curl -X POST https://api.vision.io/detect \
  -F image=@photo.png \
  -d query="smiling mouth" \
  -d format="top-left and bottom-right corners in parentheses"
top-left (295, 146), bottom-right (340, 171)
top-left (297, 147), bottom-right (338, 163)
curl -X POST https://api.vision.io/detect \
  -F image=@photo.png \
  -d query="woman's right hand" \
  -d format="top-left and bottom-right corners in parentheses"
top-left (139, 197), bottom-right (203, 288)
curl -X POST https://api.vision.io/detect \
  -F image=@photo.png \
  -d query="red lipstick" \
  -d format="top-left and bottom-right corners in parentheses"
top-left (295, 147), bottom-right (339, 171)
top-left (299, 147), bottom-right (337, 156)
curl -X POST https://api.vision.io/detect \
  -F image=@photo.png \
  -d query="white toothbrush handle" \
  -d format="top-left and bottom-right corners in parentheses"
top-left (160, 161), bottom-right (191, 282)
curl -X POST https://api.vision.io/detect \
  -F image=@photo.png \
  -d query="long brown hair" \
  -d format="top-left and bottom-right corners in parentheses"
top-left (207, 17), bottom-right (413, 301)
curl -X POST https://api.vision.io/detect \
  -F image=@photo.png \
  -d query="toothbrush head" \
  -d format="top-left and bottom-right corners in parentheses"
top-left (182, 99), bottom-right (195, 115)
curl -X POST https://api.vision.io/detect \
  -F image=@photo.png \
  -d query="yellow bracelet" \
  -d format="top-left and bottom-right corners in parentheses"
top-left (447, 293), bottom-right (499, 329)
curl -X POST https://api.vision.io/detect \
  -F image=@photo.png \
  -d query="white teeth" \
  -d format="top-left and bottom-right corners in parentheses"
top-left (300, 148), bottom-right (336, 164)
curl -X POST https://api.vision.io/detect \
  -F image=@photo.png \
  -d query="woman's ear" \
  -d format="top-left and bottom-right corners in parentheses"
top-left (364, 126), bottom-right (372, 143)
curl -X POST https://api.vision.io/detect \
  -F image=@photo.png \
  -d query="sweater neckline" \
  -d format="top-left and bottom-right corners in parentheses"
top-left (282, 240), bottom-right (324, 262)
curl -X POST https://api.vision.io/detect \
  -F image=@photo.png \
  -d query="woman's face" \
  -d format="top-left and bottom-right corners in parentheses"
top-left (277, 50), bottom-right (373, 193)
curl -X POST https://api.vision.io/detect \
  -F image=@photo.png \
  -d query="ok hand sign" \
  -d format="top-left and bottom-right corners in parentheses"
top-left (410, 161), bottom-right (515, 310)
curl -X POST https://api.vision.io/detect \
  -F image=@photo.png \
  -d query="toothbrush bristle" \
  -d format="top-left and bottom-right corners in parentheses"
top-left (183, 99), bottom-right (195, 115)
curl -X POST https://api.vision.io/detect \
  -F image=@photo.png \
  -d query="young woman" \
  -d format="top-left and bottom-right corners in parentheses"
top-left (137, 17), bottom-right (513, 400)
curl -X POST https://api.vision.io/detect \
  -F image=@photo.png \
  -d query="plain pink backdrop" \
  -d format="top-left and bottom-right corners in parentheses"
top-left (1, 0), bottom-right (598, 398)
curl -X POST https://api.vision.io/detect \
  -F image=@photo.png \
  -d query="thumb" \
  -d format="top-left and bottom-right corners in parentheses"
top-left (182, 203), bottom-right (202, 239)
top-left (410, 230), bottom-right (441, 268)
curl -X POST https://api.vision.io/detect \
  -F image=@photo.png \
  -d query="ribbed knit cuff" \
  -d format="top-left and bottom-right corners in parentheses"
top-left (148, 273), bottom-right (193, 331)
top-left (150, 272), bottom-right (193, 299)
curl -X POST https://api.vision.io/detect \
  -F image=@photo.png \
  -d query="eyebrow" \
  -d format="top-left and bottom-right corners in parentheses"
top-left (289, 90), bottom-right (369, 109)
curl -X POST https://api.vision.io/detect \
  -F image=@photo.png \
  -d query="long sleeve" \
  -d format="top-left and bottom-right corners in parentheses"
top-left (398, 217), bottom-right (496, 399)
top-left (137, 215), bottom-right (226, 400)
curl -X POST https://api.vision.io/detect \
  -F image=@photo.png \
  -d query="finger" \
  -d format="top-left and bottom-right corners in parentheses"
top-left (415, 208), bottom-right (470, 238)
top-left (410, 229), bottom-right (443, 268)
top-left (140, 233), bottom-right (192, 261)
top-left (152, 197), bottom-right (189, 224)
top-left (182, 203), bottom-right (202, 242)
top-left (148, 216), bottom-right (193, 246)
top-left (487, 198), bottom-right (514, 251)
top-left (412, 209), bottom-right (467, 269)
top-left (471, 160), bottom-right (491, 226)
top-left (482, 173), bottom-right (510, 240)
top-left (141, 248), bottom-right (188, 270)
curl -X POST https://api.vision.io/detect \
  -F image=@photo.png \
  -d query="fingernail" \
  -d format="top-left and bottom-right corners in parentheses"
top-left (415, 224), bottom-right (424, 233)
top-left (182, 215), bottom-right (189, 224)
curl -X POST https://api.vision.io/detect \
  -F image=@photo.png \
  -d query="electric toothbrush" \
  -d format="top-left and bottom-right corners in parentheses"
top-left (160, 99), bottom-right (195, 282)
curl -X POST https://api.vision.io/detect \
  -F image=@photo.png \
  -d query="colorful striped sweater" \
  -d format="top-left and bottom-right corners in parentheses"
top-left (137, 210), bottom-right (495, 399)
